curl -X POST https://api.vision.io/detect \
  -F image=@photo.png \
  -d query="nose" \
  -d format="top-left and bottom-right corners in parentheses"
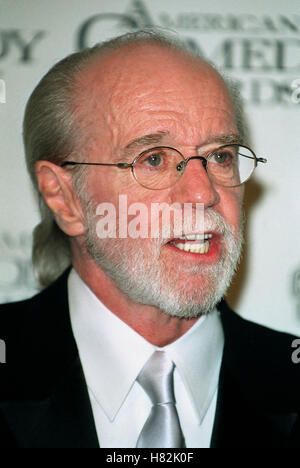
top-left (170, 156), bottom-right (220, 208)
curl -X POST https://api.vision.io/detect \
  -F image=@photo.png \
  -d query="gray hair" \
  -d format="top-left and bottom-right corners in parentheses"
top-left (23, 29), bottom-right (245, 288)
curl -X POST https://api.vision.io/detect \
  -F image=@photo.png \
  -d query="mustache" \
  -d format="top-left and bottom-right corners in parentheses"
top-left (158, 208), bottom-right (234, 242)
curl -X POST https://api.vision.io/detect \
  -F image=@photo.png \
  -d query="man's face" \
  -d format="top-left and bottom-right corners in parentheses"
top-left (76, 44), bottom-right (244, 318)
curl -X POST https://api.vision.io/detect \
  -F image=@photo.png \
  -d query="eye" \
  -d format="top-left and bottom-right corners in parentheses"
top-left (139, 148), bottom-right (170, 169)
top-left (212, 150), bottom-right (233, 165)
top-left (145, 153), bottom-right (163, 167)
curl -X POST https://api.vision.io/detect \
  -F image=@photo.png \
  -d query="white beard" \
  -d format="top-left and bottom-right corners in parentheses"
top-left (83, 202), bottom-right (243, 319)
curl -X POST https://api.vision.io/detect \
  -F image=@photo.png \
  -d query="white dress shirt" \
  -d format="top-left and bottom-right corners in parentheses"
top-left (68, 268), bottom-right (224, 448)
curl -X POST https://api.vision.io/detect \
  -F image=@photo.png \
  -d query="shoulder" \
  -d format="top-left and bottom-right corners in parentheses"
top-left (218, 300), bottom-right (300, 411)
top-left (0, 269), bottom-right (70, 337)
top-left (219, 299), bottom-right (299, 347)
top-left (0, 269), bottom-right (77, 398)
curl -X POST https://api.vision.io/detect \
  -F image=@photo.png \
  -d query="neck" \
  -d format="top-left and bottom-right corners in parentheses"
top-left (73, 257), bottom-right (198, 347)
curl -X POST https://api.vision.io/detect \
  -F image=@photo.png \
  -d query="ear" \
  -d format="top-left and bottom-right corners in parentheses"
top-left (35, 160), bottom-right (86, 237)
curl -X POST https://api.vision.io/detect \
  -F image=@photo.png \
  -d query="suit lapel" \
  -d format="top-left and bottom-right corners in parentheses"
top-left (211, 301), bottom-right (300, 448)
top-left (1, 358), bottom-right (99, 448)
top-left (0, 270), bottom-right (99, 448)
top-left (210, 361), bottom-right (298, 448)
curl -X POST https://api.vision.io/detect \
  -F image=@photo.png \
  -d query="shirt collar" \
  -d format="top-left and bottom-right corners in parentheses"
top-left (164, 309), bottom-right (224, 423)
top-left (68, 268), bottom-right (224, 424)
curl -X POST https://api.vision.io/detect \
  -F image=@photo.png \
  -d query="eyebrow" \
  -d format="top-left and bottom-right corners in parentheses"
top-left (196, 133), bottom-right (242, 151)
top-left (122, 132), bottom-right (169, 156)
top-left (120, 131), bottom-right (242, 160)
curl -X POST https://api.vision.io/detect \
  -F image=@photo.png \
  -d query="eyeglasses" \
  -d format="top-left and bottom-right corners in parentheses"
top-left (61, 144), bottom-right (267, 190)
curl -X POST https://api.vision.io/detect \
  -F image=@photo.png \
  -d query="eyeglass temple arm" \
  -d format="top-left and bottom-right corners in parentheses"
top-left (61, 161), bottom-right (133, 168)
top-left (238, 153), bottom-right (267, 164)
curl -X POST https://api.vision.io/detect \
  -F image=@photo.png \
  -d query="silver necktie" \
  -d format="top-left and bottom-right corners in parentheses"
top-left (136, 351), bottom-right (185, 448)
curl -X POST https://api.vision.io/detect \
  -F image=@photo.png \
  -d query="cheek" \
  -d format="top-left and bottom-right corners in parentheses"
top-left (87, 170), bottom-right (168, 234)
top-left (123, 189), bottom-right (176, 239)
top-left (87, 168), bottom-right (138, 204)
top-left (216, 187), bottom-right (243, 237)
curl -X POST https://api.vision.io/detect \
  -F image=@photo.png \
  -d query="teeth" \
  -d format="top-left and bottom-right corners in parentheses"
top-left (177, 233), bottom-right (213, 241)
top-left (172, 240), bottom-right (210, 254)
top-left (170, 233), bottom-right (213, 253)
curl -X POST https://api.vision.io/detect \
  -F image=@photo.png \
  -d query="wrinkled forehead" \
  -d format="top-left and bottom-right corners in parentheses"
top-left (75, 43), bottom-right (235, 146)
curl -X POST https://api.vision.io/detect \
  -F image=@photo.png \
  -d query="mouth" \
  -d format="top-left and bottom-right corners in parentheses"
top-left (167, 233), bottom-right (213, 254)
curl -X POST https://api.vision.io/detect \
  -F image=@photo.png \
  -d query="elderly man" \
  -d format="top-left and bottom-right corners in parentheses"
top-left (0, 30), bottom-right (299, 448)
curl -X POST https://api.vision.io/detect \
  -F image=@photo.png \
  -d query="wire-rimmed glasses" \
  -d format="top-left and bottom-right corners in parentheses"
top-left (61, 144), bottom-right (267, 190)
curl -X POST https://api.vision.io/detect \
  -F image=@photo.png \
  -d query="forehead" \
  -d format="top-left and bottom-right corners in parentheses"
top-left (77, 43), bottom-right (236, 151)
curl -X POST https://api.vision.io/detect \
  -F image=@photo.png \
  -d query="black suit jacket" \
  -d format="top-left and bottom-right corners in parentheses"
top-left (0, 270), bottom-right (300, 448)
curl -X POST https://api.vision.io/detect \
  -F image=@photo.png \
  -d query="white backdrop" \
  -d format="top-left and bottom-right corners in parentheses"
top-left (0, 0), bottom-right (299, 334)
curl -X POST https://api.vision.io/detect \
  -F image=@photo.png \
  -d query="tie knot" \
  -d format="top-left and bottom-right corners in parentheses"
top-left (137, 351), bottom-right (175, 405)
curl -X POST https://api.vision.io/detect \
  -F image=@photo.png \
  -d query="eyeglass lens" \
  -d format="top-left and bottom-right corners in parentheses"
top-left (133, 145), bottom-right (256, 190)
